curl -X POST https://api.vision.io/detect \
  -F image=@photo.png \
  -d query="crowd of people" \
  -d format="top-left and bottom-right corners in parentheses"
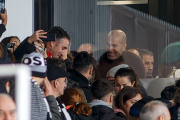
top-left (0, 9), bottom-right (180, 120)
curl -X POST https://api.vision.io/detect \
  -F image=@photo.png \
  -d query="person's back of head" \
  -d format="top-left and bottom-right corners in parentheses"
top-left (60, 88), bottom-right (92, 116)
top-left (173, 87), bottom-right (180, 105)
top-left (91, 79), bottom-right (113, 104)
top-left (47, 58), bottom-right (66, 71)
top-left (140, 100), bottom-right (171, 120)
top-left (73, 51), bottom-right (93, 76)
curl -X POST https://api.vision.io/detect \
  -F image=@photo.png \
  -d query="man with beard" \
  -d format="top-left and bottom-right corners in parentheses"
top-left (68, 51), bottom-right (93, 103)
top-left (97, 30), bottom-right (145, 79)
top-left (21, 51), bottom-right (61, 120)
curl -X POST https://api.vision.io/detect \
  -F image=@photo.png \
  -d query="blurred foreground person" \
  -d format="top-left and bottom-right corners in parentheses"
top-left (140, 101), bottom-right (171, 120)
top-left (61, 88), bottom-right (94, 120)
top-left (0, 94), bottom-right (16, 120)
top-left (127, 48), bottom-right (140, 57)
top-left (77, 43), bottom-right (97, 55)
top-left (89, 79), bottom-right (125, 120)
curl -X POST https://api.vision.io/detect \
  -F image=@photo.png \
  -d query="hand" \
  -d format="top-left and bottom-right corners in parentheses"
top-left (28, 30), bottom-right (47, 43)
top-left (62, 49), bottom-right (68, 60)
top-left (0, 9), bottom-right (7, 26)
top-left (43, 77), bottom-right (54, 97)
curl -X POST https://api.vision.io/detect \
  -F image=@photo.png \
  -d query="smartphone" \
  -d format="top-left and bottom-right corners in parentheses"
top-left (41, 33), bottom-right (56, 41)
top-left (7, 43), bottom-right (15, 51)
top-left (0, 0), bottom-right (5, 13)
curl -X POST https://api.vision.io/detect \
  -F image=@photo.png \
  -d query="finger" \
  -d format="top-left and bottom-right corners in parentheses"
top-left (39, 35), bottom-right (47, 38)
top-left (36, 30), bottom-right (44, 33)
top-left (39, 32), bottom-right (47, 35)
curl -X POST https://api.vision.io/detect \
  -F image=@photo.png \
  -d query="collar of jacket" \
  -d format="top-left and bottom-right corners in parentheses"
top-left (68, 69), bottom-right (91, 87)
top-left (89, 99), bottom-right (112, 109)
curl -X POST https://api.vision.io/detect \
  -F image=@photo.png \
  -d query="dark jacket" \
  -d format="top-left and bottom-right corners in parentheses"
top-left (0, 42), bottom-right (12, 64)
top-left (0, 24), bottom-right (6, 37)
top-left (67, 109), bottom-right (94, 120)
top-left (68, 69), bottom-right (92, 103)
top-left (169, 103), bottom-right (180, 120)
top-left (96, 51), bottom-right (145, 79)
top-left (116, 112), bottom-right (126, 120)
top-left (89, 100), bottom-right (126, 120)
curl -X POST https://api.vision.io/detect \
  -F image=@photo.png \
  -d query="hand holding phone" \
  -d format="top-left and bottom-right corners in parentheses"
top-left (0, 0), bottom-right (5, 14)
top-left (41, 33), bottom-right (56, 41)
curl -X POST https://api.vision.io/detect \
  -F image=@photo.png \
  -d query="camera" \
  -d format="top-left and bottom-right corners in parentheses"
top-left (7, 43), bottom-right (15, 51)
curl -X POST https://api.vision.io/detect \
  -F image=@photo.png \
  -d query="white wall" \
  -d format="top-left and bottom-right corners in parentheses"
top-left (0, 0), bottom-right (34, 41)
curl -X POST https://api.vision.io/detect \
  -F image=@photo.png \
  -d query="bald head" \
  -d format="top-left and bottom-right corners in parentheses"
top-left (107, 30), bottom-right (127, 60)
top-left (140, 101), bottom-right (170, 120)
top-left (77, 43), bottom-right (96, 54)
top-left (108, 30), bottom-right (126, 44)
top-left (0, 94), bottom-right (16, 120)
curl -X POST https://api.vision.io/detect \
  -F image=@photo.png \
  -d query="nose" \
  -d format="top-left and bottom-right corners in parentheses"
top-left (149, 63), bottom-right (153, 70)
top-left (4, 113), bottom-right (11, 120)
top-left (120, 86), bottom-right (124, 90)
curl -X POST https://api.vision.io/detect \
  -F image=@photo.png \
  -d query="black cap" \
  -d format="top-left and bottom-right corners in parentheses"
top-left (47, 64), bottom-right (70, 81)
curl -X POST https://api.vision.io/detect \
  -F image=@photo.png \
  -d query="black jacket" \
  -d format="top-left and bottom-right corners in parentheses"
top-left (0, 24), bottom-right (6, 37)
top-left (116, 112), bottom-right (126, 120)
top-left (91, 105), bottom-right (125, 120)
top-left (68, 69), bottom-right (92, 103)
top-left (169, 103), bottom-right (180, 120)
top-left (68, 109), bottom-right (94, 120)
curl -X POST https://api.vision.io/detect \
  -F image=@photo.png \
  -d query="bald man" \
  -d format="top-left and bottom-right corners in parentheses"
top-left (0, 94), bottom-right (16, 120)
top-left (140, 101), bottom-right (171, 120)
top-left (107, 30), bottom-right (127, 60)
top-left (97, 30), bottom-right (146, 79)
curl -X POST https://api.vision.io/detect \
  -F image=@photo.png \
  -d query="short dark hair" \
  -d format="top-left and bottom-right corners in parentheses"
top-left (91, 79), bottom-right (113, 99)
top-left (115, 67), bottom-right (139, 88)
top-left (114, 86), bottom-right (142, 119)
top-left (73, 51), bottom-right (93, 74)
top-left (48, 26), bottom-right (70, 45)
top-left (139, 49), bottom-right (153, 59)
top-left (47, 58), bottom-right (66, 71)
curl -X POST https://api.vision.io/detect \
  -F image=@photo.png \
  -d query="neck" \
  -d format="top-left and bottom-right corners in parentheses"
top-left (31, 76), bottom-right (43, 86)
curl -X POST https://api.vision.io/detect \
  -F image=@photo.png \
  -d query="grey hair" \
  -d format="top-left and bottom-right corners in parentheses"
top-left (140, 100), bottom-right (169, 120)
top-left (139, 49), bottom-right (153, 59)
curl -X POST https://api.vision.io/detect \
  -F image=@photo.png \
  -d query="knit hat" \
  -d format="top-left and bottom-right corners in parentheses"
top-left (161, 42), bottom-right (180, 64)
top-left (106, 64), bottom-right (129, 77)
top-left (21, 52), bottom-right (46, 78)
top-left (47, 64), bottom-right (70, 81)
top-left (129, 96), bottom-right (154, 117)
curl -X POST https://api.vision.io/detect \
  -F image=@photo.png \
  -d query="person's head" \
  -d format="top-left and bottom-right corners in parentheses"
top-left (114, 86), bottom-right (142, 119)
top-left (72, 51), bottom-right (93, 80)
top-left (140, 101), bottom-right (171, 120)
top-left (21, 51), bottom-right (46, 88)
top-left (173, 87), bottom-right (180, 105)
top-left (128, 48), bottom-right (140, 57)
top-left (114, 67), bottom-right (139, 93)
top-left (77, 43), bottom-right (97, 55)
top-left (91, 79), bottom-right (114, 106)
top-left (47, 58), bottom-right (66, 71)
top-left (106, 64), bottom-right (129, 82)
top-left (106, 30), bottom-right (127, 60)
top-left (1, 36), bottom-right (20, 53)
top-left (33, 41), bottom-right (45, 53)
top-left (47, 64), bottom-right (70, 98)
top-left (0, 94), bottom-right (16, 120)
top-left (46, 26), bottom-right (70, 58)
top-left (139, 49), bottom-right (154, 77)
top-left (60, 88), bottom-right (92, 116)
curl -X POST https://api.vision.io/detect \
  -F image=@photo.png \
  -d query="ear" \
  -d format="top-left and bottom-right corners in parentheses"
top-left (50, 41), bottom-right (55, 47)
top-left (71, 65), bottom-right (74, 69)
top-left (89, 66), bottom-right (93, 75)
top-left (123, 44), bottom-right (127, 51)
top-left (131, 81), bottom-right (135, 87)
top-left (158, 115), bottom-right (164, 120)
top-left (54, 80), bottom-right (59, 88)
top-left (110, 94), bottom-right (113, 103)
